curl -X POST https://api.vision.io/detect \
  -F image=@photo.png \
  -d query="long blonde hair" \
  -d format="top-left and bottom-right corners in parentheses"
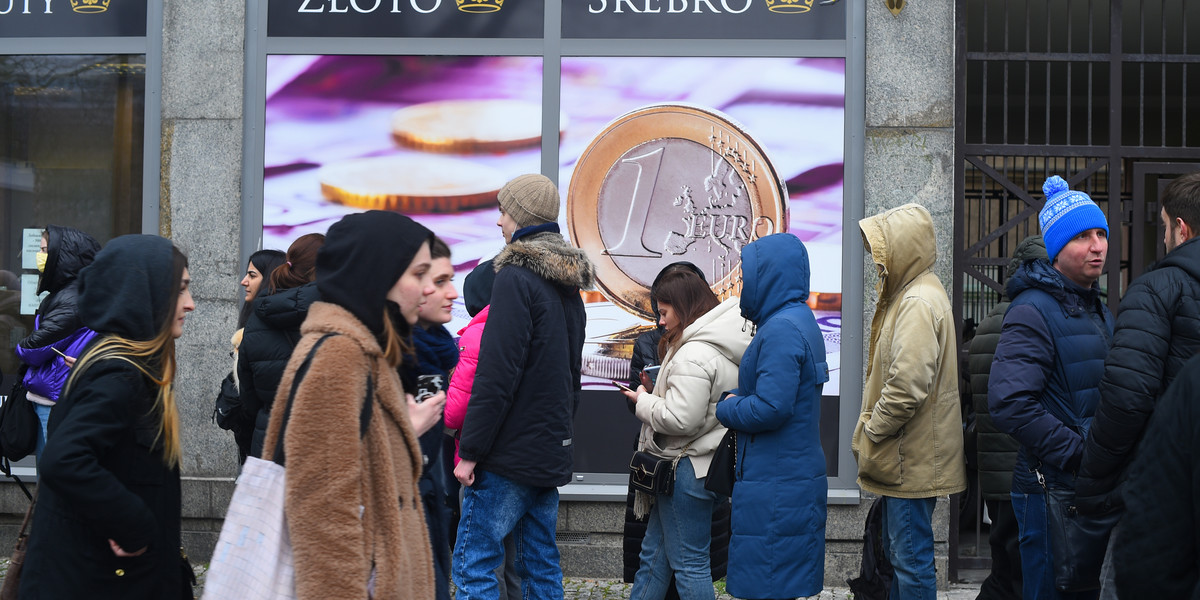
top-left (64, 247), bottom-right (187, 467)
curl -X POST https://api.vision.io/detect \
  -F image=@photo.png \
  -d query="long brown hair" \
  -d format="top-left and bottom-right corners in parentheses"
top-left (269, 233), bottom-right (325, 292)
top-left (65, 247), bottom-right (188, 467)
top-left (652, 268), bottom-right (719, 360)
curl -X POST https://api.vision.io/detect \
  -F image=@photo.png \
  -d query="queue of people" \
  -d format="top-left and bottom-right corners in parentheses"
top-left (8, 171), bottom-right (1200, 600)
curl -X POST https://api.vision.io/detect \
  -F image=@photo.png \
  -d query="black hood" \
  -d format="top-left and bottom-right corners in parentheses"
top-left (39, 225), bottom-right (100, 295)
top-left (77, 235), bottom-right (176, 341)
top-left (316, 211), bottom-right (432, 336)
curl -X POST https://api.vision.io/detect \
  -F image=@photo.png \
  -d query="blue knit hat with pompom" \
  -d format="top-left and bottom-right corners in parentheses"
top-left (1039, 175), bottom-right (1108, 262)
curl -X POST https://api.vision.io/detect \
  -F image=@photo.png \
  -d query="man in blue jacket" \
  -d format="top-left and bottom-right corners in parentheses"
top-left (1076, 170), bottom-right (1200, 599)
top-left (453, 174), bottom-right (595, 600)
top-left (989, 176), bottom-right (1113, 600)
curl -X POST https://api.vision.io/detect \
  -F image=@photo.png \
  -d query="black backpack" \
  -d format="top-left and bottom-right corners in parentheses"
top-left (847, 496), bottom-right (895, 600)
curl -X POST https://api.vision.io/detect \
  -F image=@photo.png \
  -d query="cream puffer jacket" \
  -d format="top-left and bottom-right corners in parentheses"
top-left (634, 297), bottom-right (753, 479)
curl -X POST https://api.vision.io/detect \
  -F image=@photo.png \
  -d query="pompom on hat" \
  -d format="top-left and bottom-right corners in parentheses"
top-left (1039, 175), bottom-right (1109, 262)
top-left (497, 174), bottom-right (560, 228)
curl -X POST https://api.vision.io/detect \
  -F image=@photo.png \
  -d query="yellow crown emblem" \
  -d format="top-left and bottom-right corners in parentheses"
top-left (764, 0), bottom-right (813, 13)
top-left (70, 0), bottom-right (111, 13)
top-left (456, 0), bottom-right (502, 13)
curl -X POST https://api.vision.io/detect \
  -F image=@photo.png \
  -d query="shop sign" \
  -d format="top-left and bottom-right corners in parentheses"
top-left (0, 0), bottom-right (147, 37)
top-left (267, 0), bottom-right (543, 38)
top-left (562, 0), bottom-right (845, 40)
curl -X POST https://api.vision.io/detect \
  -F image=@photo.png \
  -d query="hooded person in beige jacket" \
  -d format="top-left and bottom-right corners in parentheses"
top-left (854, 203), bottom-right (967, 600)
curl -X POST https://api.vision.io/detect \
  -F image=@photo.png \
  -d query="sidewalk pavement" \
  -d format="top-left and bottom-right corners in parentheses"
top-left (0, 559), bottom-right (985, 599)
top-left (557, 578), bottom-right (982, 599)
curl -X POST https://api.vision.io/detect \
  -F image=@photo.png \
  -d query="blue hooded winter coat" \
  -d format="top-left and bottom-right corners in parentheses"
top-left (715, 233), bottom-right (829, 599)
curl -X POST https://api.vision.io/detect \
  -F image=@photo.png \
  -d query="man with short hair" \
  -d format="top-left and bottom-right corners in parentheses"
top-left (452, 174), bottom-right (595, 600)
top-left (989, 175), bottom-right (1113, 600)
top-left (1077, 171), bottom-right (1200, 598)
top-left (855, 203), bottom-right (967, 600)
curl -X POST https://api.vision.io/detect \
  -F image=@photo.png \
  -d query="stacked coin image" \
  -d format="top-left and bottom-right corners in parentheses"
top-left (567, 103), bottom-right (789, 321)
top-left (391, 99), bottom-right (567, 154)
top-left (318, 154), bottom-right (508, 213)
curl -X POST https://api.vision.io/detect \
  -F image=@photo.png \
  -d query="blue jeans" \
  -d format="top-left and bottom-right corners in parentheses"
top-left (880, 496), bottom-right (937, 600)
top-left (33, 403), bottom-right (51, 461)
top-left (1011, 492), bottom-right (1099, 600)
top-left (453, 470), bottom-right (562, 600)
top-left (630, 457), bottom-right (718, 600)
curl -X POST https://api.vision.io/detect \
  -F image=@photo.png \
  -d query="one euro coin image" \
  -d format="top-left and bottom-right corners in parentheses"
top-left (567, 104), bottom-right (789, 320)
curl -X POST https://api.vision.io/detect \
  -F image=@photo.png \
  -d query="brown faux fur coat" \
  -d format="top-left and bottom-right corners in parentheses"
top-left (262, 301), bottom-right (433, 600)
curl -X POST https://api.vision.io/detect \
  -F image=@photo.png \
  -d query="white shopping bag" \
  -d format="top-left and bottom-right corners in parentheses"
top-left (202, 456), bottom-right (295, 600)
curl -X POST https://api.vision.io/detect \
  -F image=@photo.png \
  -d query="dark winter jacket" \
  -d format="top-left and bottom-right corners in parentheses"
top-left (989, 259), bottom-right (1113, 493)
top-left (238, 282), bottom-right (320, 458)
top-left (1113, 352), bottom-right (1200, 600)
top-left (21, 235), bottom-right (184, 600)
top-left (16, 225), bottom-right (100, 401)
top-left (628, 326), bottom-right (662, 392)
top-left (458, 230), bottom-right (595, 488)
top-left (968, 235), bottom-right (1046, 500)
top-left (411, 324), bottom-right (458, 600)
top-left (715, 233), bottom-right (829, 600)
top-left (1077, 236), bottom-right (1200, 513)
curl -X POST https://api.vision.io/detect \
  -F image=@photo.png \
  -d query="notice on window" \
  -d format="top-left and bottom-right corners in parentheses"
top-left (21, 229), bottom-right (42, 271)
top-left (20, 274), bottom-right (44, 316)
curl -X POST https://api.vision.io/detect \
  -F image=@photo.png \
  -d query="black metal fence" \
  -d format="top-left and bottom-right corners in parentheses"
top-left (952, 0), bottom-right (1200, 578)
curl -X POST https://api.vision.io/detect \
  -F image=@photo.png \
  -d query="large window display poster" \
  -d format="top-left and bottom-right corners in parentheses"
top-left (261, 54), bottom-right (845, 476)
top-left (560, 57), bottom-right (845, 474)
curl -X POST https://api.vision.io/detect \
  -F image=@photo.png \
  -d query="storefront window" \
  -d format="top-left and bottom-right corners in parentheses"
top-left (0, 54), bottom-right (144, 388)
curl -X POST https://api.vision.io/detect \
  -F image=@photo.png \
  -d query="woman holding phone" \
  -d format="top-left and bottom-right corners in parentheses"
top-left (619, 264), bottom-right (751, 600)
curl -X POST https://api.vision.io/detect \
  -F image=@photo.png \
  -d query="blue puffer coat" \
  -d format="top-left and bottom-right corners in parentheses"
top-left (988, 258), bottom-right (1113, 492)
top-left (715, 233), bottom-right (829, 599)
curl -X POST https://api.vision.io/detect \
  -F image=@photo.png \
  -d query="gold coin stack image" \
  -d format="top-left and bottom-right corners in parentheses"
top-left (318, 154), bottom-right (507, 213)
top-left (319, 98), bottom-right (561, 214)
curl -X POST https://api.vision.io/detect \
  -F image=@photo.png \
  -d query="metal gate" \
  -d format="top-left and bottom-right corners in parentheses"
top-left (951, 0), bottom-right (1200, 579)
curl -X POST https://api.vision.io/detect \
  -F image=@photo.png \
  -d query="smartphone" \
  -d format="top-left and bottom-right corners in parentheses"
top-left (51, 347), bottom-right (69, 359)
top-left (414, 374), bottom-right (445, 403)
top-left (642, 365), bottom-right (660, 386)
top-left (612, 380), bottom-right (635, 393)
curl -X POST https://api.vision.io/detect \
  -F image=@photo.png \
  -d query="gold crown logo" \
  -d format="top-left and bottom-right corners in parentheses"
top-left (764, 0), bottom-right (813, 13)
top-left (456, 0), bottom-right (502, 13)
top-left (70, 0), bottom-right (111, 13)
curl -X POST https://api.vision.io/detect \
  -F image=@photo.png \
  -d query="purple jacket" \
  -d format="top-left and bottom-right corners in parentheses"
top-left (15, 317), bottom-right (97, 402)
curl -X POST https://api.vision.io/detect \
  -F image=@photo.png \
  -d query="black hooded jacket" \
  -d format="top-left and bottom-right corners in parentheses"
top-left (238, 282), bottom-right (321, 458)
top-left (1077, 236), bottom-right (1200, 512)
top-left (18, 225), bottom-right (100, 349)
top-left (21, 235), bottom-right (185, 600)
top-left (458, 229), bottom-right (595, 488)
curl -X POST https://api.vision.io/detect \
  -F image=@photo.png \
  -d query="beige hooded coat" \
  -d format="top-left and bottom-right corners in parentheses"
top-left (854, 204), bottom-right (967, 498)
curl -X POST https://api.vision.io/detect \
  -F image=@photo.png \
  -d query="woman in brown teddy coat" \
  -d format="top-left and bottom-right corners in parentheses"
top-left (262, 211), bottom-right (448, 600)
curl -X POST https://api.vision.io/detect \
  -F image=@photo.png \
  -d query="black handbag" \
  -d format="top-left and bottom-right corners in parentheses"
top-left (1037, 468), bottom-right (1121, 593)
top-left (629, 451), bottom-right (675, 495)
top-left (1, 370), bottom-right (39, 462)
top-left (704, 429), bottom-right (736, 496)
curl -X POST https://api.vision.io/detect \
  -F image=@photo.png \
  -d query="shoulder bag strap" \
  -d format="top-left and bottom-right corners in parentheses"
top-left (272, 333), bottom-right (376, 467)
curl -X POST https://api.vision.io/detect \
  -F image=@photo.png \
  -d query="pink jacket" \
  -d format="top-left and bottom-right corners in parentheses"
top-left (445, 305), bottom-right (488, 465)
